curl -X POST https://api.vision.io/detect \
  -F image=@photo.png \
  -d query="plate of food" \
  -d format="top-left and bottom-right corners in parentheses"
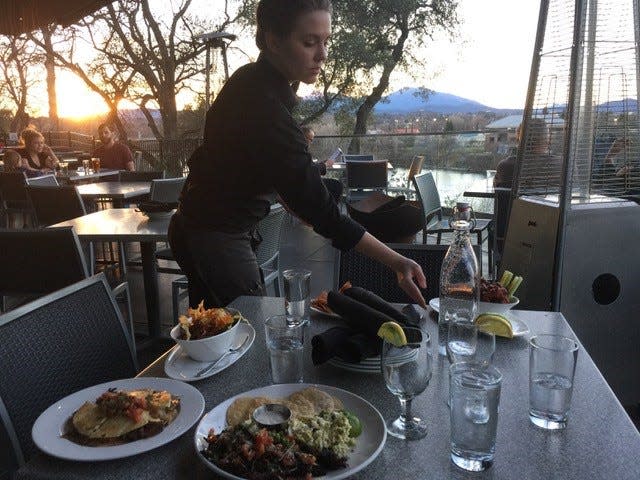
top-left (195, 384), bottom-right (386, 480)
top-left (32, 377), bottom-right (205, 461)
top-left (310, 282), bottom-right (351, 318)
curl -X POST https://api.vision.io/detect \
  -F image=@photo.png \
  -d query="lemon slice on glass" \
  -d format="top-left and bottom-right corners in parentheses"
top-left (474, 314), bottom-right (514, 338)
top-left (377, 321), bottom-right (408, 347)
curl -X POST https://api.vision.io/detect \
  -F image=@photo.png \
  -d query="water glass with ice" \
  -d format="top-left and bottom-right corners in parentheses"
top-left (529, 334), bottom-right (578, 430)
top-left (282, 269), bottom-right (311, 324)
top-left (450, 361), bottom-right (502, 472)
top-left (447, 320), bottom-right (477, 364)
top-left (265, 315), bottom-right (304, 384)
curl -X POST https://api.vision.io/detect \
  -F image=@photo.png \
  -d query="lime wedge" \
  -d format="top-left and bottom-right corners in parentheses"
top-left (474, 314), bottom-right (514, 338)
top-left (343, 410), bottom-right (363, 437)
top-left (377, 321), bottom-right (407, 347)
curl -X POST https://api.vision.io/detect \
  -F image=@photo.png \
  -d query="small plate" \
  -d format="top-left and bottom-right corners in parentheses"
top-left (310, 305), bottom-right (340, 318)
top-left (164, 321), bottom-right (255, 382)
top-left (32, 378), bottom-right (204, 461)
top-left (195, 383), bottom-right (386, 480)
top-left (428, 298), bottom-right (529, 337)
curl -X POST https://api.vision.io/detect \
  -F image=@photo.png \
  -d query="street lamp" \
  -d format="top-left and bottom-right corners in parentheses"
top-left (196, 31), bottom-right (237, 111)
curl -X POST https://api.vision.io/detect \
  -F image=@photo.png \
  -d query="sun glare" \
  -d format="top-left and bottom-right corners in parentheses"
top-left (56, 71), bottom-right (110, 120)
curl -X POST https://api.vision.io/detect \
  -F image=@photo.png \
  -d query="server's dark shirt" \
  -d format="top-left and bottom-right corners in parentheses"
top-left (179, 55), bottom-right (365, 251)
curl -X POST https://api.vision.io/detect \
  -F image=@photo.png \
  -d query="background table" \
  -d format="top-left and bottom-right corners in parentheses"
top-left (15, 297), bottom-right (640, 479)
top-left (51, 208), bottom-right (170, 339)
top-left (77, 181), bottom-right (150, 207)
top-left (57, 169), bottom-right (120, 185)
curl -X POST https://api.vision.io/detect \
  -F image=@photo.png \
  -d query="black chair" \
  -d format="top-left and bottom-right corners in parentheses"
top-left (413, 171), bottom-right (493, 275)
top-left (336, 243), bottom-right (481, 303)
top-left (25, 174), bottom-right (58, 186)
top-left (343, 154), bottom-right (374, 161)
top-left (26, 185), bottom-right (86, 227)
top-left (0, 274), bottom-right (138, 473)
top-left (0, 171), bottom-right (32, 228)
top-left (493, 187), bottom-right (512, 270)
top-left (0, 227), bottom-right (133, 330)
top-left (119, 170), bottom-right (165, 182)
top-left (149, 177), bottom-right (186, 203)
top-left (345, 160), bottom-right (388, 202)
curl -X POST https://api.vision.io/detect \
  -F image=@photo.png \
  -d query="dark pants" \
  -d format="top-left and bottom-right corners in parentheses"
top-left (322, 178), bottom-right (343, 203)
top-left (169, 212), bottom-right (265, 308)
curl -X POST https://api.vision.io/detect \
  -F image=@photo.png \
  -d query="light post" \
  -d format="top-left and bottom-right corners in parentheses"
top-left (196, 31), bottom-right (237, 111)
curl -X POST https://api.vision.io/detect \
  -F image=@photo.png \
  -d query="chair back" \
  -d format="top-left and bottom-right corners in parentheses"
top-left (0, 227), bottom-right (89, 297)
top-left (255, 204), bottom-right (287, 294)
top-left (412, 172), bottom-right (444, 227)
top-left (346, 160), bottom-right (388, 192)
top-left (493, 187), bottom-right (512, 266)
top-left (25, 174), bottom-right (59, 186)
top-left (406, 155), bottom-right (425, 189)
top-left (343, 154), bottom-right (374, 162)
top-left (0, 172), bottom-right (28, 206)
top-left (119, 170), bottom-right (165, 182)
top-left (26, 185), bottom-right (86, 227)
top-left (0, 274), bottom-right (138, 469)
top-left (150, 177), bottom-right (186, 203)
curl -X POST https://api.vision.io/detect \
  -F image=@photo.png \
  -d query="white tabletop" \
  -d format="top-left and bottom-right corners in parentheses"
top-left (76, 181), bottom-right (151, 199)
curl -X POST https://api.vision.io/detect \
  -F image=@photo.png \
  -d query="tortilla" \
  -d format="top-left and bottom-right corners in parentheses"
top-left (226, 396), bottom-right (274, 427)
top-left (292, 387), bottom-right (337, 414)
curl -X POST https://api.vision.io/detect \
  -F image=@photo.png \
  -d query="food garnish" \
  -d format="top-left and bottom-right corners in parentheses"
top-left (311, 281), bottom-right (351, 314)
top-left (474, 313), bottom-right (514, 338)
top-left (480, 270), bottom-right (523, 304)
top-left (63, 388), bottom-right (180, 446)
top-left (377, 321), bottom-right (408, 347)
top-left (178, 301), bottom-right (240, 340)
top-left (203, 387), bottom-right (360, 479)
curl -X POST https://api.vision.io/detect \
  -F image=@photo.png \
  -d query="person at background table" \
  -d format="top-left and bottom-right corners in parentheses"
top-left (93, 123), bottom-right (135, 171)
top-left (301, 125), bottom-right (343, 203)
top-left (170, 0), bottom-right (427, 309)
top-left (13, 127), bottom-right (58, 173)
top-left (2, 149), bottom-right (46, 178)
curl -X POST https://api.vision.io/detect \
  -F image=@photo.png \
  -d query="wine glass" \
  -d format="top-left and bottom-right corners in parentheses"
top-left (381, 326), bottom-right (433, 440)
top-left (446, 320), bottom-right (478, 364)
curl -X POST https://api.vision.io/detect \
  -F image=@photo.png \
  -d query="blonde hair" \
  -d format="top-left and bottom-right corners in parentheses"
top-left (20, 128), bottom-right (44, 148)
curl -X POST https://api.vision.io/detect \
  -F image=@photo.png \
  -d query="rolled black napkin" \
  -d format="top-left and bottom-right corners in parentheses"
top-left (327, 291), bottom-right (396, 337)
top-left (311, 326), bottom-right (354, 365)
top-left (340, 333), bottom-right (382, 362)
top-left (343, 286), bottom-right (411, 325)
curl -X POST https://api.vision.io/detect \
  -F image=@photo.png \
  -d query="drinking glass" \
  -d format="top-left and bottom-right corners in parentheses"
top-left (91, 157), bottom-right (101, 172)
top-left (381, 327), bottom-right (433, 440)
top-left (446, 320), bottom-right (478, 364)
top-left (450, 361), bottom-right (502, 471)
top-left (475, 330), bottom-right (496, 366)
top-left (265, 315), bottom-right (304, 384)
top-left (282, 269), bottom-right (311, 324)
top-left (529, 334), bottom-right (579, 430)
top-left (82, 159), bottom-right (91, 174)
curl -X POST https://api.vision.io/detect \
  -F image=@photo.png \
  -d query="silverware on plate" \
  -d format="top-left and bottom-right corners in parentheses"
top-left (194, 335), bottom-right (250, 378)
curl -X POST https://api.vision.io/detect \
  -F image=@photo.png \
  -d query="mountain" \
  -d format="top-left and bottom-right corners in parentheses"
top-left (374, 88), bottom-right (522, 115)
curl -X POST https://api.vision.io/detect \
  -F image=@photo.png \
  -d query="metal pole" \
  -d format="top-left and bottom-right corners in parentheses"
top-left (205, 43), bottom-right (211, 111)
top-left (222, 43), bottom-right (230, 81)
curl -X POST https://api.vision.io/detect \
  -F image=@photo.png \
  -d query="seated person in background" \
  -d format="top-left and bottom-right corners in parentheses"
top-left (93, 123), bottom-right (135, 171)
top-left (494, 124), bottom-right (521, 188)
top-left (14, 127), bottom-right (59, 172)
top-left (302, 126), bottom-right (343, 202)
top-left (2, 149), bottom-right (45, 178)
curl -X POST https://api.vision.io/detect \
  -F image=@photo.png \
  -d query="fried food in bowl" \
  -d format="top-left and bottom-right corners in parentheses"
top-left (170, 302), bottom-right (243, 362)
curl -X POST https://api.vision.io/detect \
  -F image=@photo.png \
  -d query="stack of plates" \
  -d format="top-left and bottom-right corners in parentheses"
top-left (328, 349), bottom-right (417, 374)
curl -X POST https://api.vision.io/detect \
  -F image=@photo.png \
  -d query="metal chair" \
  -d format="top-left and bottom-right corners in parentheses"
top-left (171, 205), bottom-right (287, 322)
top-left (149, 177), bottom-right (186, 203)
top-left (413, 171), bottom-right (493, 275)
top-left (0, 171), bottom-right (32, 228)
top-left (0, 274), bottom-right (138, 473)
top-left (119, 170), bottom-right (165, 182)
top-left (25, 174), bottom-right (58, 186)
top-left (0, 227), bottom-right (133, 331)
top-left (345, 160), bottom-right (388, 203)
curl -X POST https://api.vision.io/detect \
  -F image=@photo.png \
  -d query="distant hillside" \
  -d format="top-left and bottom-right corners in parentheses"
top-left (375, 88), bottom-right (523, 115)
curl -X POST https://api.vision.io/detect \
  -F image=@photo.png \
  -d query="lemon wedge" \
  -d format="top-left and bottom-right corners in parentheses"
top-left (474, 314), bottom-right (514, 338)
top-left (377, 321), bottom-right (408, 347)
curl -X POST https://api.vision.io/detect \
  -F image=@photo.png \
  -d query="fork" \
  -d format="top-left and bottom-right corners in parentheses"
top-left (194, 335), bottom-right (250, 378)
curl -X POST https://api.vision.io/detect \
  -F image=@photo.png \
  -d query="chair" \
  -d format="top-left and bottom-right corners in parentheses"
top-left (337, 244), bottom-right (460, 302)
top-left (343, 154), bottom-right (374, 161)
top-left (387, 155), bottom-right (425, 199)
top-left (26, 185), bottom-right (86, 227)
top-left (0, 274), bottom-right (138, 472)
top-left (0, 171), bottom-right (32, 228)
top-left (493, 187), bottom-right (512, 270)
top-left (171, 204), bottom-right (287, 322)
top-left (413, 171), bottom-right (493, 275)
top-left (149, 177), bottom-right (186, 203)
top-left (0, 227), bottom-right (133, 332)
top-left (25, 174), bottom-right (58, 186)
top-left (119, 170), bottom-right (165, 182)
top-left (345, 160), bottom-right (388, 203)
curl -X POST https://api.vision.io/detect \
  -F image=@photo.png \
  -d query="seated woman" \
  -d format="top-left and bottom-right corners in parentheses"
top-left (13, 127), bottom-right (59, 173)
top-left (3, 149), bottom-right (45, 178)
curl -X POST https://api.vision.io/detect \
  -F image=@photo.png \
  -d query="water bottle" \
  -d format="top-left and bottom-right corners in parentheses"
top-left (438, 202), bottom-right (480, 355)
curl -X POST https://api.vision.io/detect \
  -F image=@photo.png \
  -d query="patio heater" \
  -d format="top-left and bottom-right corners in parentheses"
top-left (501, 0), bottom-right (640, 403)
top-left (196, 31), bottom-right (237, 111)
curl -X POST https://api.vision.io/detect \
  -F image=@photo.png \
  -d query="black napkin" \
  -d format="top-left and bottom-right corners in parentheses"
top-left (311, 326), bottom-right (354, 365)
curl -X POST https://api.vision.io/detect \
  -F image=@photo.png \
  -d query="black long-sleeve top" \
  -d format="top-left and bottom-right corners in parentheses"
top-left (179, 54), bottom-right (365, 251)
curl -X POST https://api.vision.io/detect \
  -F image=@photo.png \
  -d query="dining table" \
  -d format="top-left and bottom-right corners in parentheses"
top-left (57, 168), bottom-right (120, 185)
top-left (14, 296), bottom-right (640, 479)
top-left (76, 181), bottom-right (151, 207)
top-left (50, 207), bottom-right (170, 340)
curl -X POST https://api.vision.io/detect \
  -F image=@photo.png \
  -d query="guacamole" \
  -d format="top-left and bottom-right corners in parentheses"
top-left (290, 410), bottom-right (357, 458)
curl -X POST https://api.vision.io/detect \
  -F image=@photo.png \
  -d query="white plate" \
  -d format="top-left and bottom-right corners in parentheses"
top-left (310, 305), bottom-right (341, 318)
top-left (164, 321), bottom-right (255, 381)
top-left (32, 377), bottom-right (205, 461)
top-left (328, 357), bottom-right (381, 374)
top-left (428, 298), bottom-right (529, 337)
top-left (195, 383), bottom-right (386, 480)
